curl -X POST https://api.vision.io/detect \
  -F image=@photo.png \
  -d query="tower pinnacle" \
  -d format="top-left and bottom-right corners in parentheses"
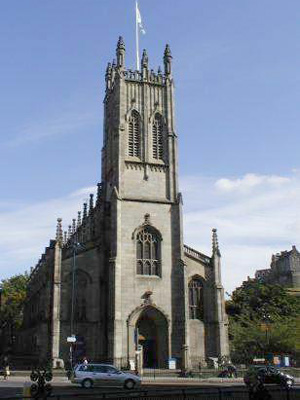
top-left (116, 36), bottom-right (125, 69)
top-left (141, 49), bottom-right (148, 69)
top-left (55, 218), bottom-right (63, 245)
top-left (105, 62), bottom-right (112, 90)
top-left (164, 44), bottom-right (172, 76)
top-left (212, 228), bottom-right (221, 257)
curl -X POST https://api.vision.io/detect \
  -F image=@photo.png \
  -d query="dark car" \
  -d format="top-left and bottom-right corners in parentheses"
top-left (244, 365), bottom-right (294, 389)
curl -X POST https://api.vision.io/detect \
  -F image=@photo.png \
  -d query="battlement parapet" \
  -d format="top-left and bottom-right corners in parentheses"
top-left (184, 244), bottom-right (211, 264)
top-left (105, 37), bottom-right (172, 93)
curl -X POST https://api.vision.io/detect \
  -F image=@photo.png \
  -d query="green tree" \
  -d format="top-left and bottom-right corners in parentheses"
top-left (0, 273), bottom-right (29, 330)
top-left (226, 280), bottom-right (300, 364)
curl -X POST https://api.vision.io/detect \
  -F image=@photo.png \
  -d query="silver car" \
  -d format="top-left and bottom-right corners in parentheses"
top-left (71, 363), bottom-right (141, 389)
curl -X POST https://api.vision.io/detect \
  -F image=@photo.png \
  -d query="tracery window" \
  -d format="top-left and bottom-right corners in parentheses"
top-left (67, 270), bottom-right (91, 322)
top-left (128, 110), bottom-right (141, 158)
top-left (136, 226), bottom-right (161, 276)
top-left (189, 278), bottom-right (204, 320)
top-left (152, 114), bottom-right (163, 160)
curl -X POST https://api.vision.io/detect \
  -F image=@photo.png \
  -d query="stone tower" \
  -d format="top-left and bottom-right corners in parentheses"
top-left (18, 37), bottom-right (229, 369)
top-left (102, 37), bottom-right (188, 368)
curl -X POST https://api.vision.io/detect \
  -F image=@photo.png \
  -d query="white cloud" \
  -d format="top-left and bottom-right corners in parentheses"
top-left (182, 171), bottom-right (300, 293)
top-left (0, 186), bottom-right (96, 279)
top-left (70, 187), bottom-right (96, 198)
top-left (1, 172), bottom-right (300, 295)
top-left (215, 173), bottom-right (290, 193)
top-left (4, 110), bottom-right (98, 147)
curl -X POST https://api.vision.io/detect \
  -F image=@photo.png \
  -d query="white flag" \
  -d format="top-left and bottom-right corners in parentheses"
top-left (136, 2), bottom-right (146, 34)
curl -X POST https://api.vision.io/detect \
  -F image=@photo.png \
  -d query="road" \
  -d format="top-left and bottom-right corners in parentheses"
top-left (0, 376), bottom-right (299, 399)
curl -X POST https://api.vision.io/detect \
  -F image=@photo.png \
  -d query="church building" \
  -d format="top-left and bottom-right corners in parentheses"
top-left (20, 37), bottom-right (229, 370)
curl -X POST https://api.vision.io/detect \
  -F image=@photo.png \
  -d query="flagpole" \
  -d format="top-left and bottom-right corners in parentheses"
top-left (135, 0), bottom-right (139, 70)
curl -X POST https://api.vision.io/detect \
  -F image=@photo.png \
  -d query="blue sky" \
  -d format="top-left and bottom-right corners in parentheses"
top-left (0, 0), bottom-right (299, 292)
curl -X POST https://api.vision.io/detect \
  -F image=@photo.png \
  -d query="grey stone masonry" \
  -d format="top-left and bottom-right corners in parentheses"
top-left (255, 245), bottom-right (300, 289)
top-left (18, 37), bottom-right (229, 369)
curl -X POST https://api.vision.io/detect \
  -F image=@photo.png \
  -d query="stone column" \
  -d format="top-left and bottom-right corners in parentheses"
top-left (51, 221), bottom-right (64, 368)
top-left (211, 229), bottom-right (229, 357)
top-left (181, 344), bottom-right (189, 372)
top-left (107, 190), bottom-right (123, 367)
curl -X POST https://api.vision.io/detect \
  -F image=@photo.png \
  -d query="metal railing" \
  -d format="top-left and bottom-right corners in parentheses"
top-left (1, 386), bottom-right (299, 400)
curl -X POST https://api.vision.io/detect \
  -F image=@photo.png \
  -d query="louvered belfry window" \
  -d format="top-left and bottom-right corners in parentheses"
top-left (128, 111), bottom-right (141, 158)
top-left (189, 278), bottom-right (204, 320)
top-left (136, 226), bottom-right (161, 276)
top-left (153, 114), bottom-right (163, 160)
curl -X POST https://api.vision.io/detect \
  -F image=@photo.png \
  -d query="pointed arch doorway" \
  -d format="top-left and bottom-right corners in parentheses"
top-left (129, 306), bottom-right (169, 368)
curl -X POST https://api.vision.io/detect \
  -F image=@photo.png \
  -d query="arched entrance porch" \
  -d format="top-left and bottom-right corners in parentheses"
top-left (127, 305), bottom-right (169, 369)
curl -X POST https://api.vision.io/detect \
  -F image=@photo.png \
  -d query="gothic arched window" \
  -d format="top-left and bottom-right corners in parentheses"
top-left (67, 269), bottom-right (92, 323)
top-left (188, 278), bottom-right (204, 320)
top-left (136, 226), bottom-right (161, 277)
top-left (128, 110), bottom-right (141, 158)
top-left (152, 114), bottom-right (164, 160)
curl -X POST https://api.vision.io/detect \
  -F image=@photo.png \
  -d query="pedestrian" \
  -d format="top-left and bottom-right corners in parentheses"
top-left (82, 356), bottom-right (88, 367)
top-left (228, 364), bottom-right (237, 378)
top-left (3, 357), bottom-right (10, 380)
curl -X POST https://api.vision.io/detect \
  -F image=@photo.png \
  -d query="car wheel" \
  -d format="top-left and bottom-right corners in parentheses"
top-left (81, 379), bottom-right (93, 389)
top-left (124, 379), bottom-right (135, 390)
top-left (285, 379), bottom-right (293, 389)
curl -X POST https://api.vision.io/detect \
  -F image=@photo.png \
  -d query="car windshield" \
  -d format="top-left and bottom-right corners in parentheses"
top-left (79, 364), bottom-right (120, 374)
top-left (267, 367), bottom-right (279, 373)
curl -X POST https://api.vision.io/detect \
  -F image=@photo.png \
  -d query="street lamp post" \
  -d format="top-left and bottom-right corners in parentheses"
top-left (70, 244), bottom-right (77, 339)
top-left (261, 309), bottom-right (271, 364)
top-left (69, 240), bottom-right (84, 369)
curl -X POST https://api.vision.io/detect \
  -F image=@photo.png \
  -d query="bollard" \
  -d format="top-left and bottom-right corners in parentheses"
top-left (23, 381), bottom-right (31, 400)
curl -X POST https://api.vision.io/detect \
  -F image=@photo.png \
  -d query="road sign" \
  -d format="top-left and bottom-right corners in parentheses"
top-left (168, 358), bottom-right (176, 369)
top-left (67, 336), bottom-right (76, 343)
